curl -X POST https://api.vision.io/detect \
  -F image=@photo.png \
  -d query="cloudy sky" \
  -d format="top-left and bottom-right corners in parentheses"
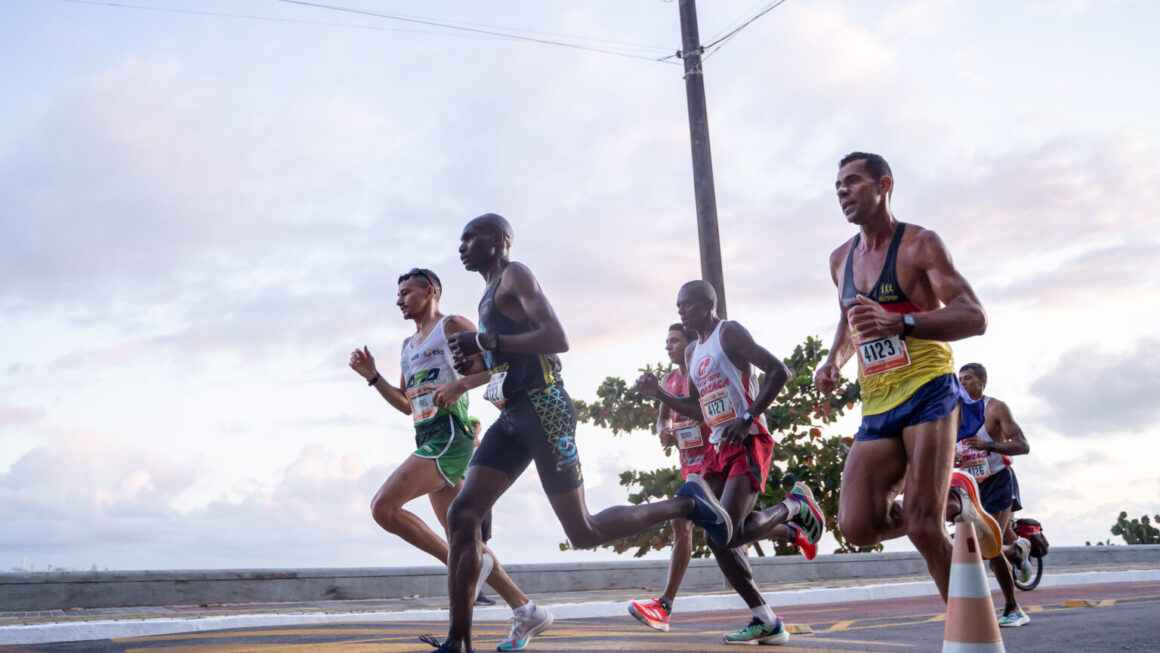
top-left (2, 0), bottom-right (1157, 572)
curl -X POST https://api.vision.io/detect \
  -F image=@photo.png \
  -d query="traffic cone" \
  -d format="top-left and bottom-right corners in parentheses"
top-left (943, 521), bottom-right (1004, 652)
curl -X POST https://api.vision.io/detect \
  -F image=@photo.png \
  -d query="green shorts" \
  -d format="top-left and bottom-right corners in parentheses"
top-left (413, 414), bottom-right (476, 486)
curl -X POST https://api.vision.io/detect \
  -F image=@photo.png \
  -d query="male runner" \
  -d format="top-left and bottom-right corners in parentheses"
top-left (814, 152), bottom-right (999, 601)
top-left (429, 214), bottom-right (732, 653)
top-left (634, 280), bottom-right (827, 645)
top-left (956, 362), bottom-right (1032, 627)
top-left (348, 268), bottom-right (543, 648)
top-left (627, 322), bottom-right (710, 632)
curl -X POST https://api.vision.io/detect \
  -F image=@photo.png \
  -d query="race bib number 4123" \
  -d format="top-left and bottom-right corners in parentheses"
top-left (856, 334), bottom-right (911, 376)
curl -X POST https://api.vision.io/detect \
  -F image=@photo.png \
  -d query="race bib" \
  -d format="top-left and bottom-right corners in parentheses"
top-left (699, 389), bottom-right (736, 427)
top-left (856, 334), bottom-right (911, 376)
top-left (674, 423), bottom-right (704, 450)
top-left (406, 385), bottom-right (438, 423)
top-left (961, 447), bottom-right (991, 481)
top-left (483, 371), bottom-right (507, 409)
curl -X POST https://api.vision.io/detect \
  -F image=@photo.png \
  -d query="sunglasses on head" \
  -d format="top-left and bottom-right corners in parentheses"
top-left (398, 268), bottom-right (440, 291)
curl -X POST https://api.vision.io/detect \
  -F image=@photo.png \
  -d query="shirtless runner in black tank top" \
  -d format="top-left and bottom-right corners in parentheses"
top-left (428, 213), bottom-right (735, 653)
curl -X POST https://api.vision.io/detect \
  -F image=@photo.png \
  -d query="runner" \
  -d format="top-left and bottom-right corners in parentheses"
top-left (348, 267), bottom-right (541, 648)
top-left (627, 323), bottom-right (711, 632)
top-left (813, 152), bottom-right (998, 602)
top-left (955, 362), bottom-right (1033, 627)
top-left (634, 280), bottom-right (826, 645)
top-left (429, 214), bottom-right (732, 653)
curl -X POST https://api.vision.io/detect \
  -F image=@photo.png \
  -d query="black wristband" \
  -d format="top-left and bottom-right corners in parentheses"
top-left (987, 440), bottom-right (995, 452)
top-left (367, 373), bottom-right (380, 386)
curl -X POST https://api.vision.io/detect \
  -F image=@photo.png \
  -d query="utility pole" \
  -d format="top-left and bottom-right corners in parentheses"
top-left (678, 0), bottom-right (727, 318)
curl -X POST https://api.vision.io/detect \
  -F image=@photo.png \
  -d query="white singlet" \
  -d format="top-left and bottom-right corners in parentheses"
top-left (689, 321), bottom-right (769, 445)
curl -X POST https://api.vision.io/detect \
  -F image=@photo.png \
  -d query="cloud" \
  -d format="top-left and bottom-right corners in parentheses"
top-left (1028, 338), bottom-right (1160, 436)
top-left (0, 401), bottom-right (45, 430)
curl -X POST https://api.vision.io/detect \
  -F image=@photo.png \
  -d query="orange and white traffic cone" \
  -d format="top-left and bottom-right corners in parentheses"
top-left (943, 521), bottom-right (1005, 652)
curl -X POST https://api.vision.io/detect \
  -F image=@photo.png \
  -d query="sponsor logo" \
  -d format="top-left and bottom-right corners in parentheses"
top-left (695, 355), bottom-right (714, 379)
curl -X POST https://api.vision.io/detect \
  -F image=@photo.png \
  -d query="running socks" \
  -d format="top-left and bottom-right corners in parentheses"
top-left (751, 603), bottom-right (776, 625)
top-left (658, 597), bottom-right (673, 613)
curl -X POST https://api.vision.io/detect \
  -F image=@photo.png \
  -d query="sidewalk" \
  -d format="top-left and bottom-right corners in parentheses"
top-left (4, 561), bottom-right (1159, 645)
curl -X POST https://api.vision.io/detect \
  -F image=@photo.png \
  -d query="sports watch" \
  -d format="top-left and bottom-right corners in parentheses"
top-left (901, 313), bottom-right (916, 337)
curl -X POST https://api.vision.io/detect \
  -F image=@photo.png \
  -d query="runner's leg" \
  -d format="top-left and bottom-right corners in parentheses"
top-left (837, 437), bottom-right (908, 546)
top-left (900, 405), bottom-right (959, 601)
top-left (704, 473), bottom-right (765, 608)
top-left (370, 455), bottom-right (456, 562)
top-left (444, 464), bottom-right (516, 653)
top-left (662, 517), bottom-right (694, 603)
top-left (546, 486), bottom-right (693, 549)
top-left (988, 505), bottom-right (1018, 608)
top-left (428, 481), bottom-right (529, 611)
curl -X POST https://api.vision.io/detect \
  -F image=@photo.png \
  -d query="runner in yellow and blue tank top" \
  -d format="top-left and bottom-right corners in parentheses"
top-left (815, 152), bottom-right (996, 603)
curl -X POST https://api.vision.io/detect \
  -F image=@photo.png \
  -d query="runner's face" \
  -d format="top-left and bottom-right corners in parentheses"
top-left (458, 224), bottom-right (496, 271)
top-left (676, 288), bottom-right (711, 332)
top-left (665, 329), bottom-right (690, 364)
top-left (958, 370), bottom-right (985, 400)
top-left (396, 277), bottom-right (432, 319)
top-left (836, 159), bottom-right (885, 225)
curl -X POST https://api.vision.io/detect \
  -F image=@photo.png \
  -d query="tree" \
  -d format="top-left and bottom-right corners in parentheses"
top-left (1110, 511), bottom-right (1160, 545)
top-left (566, 336), bottom-right (875, 558)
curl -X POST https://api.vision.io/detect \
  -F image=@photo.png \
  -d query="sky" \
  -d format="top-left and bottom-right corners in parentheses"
top-left (1, 0), bottom-right (1158, 572)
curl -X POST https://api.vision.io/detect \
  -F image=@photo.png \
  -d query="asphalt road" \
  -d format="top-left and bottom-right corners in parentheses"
top-left (3, 580), bottom-right (1157, 652)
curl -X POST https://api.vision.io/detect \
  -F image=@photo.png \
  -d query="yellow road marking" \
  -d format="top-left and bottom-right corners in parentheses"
top-left (825, 619), bottom-right (857, 632)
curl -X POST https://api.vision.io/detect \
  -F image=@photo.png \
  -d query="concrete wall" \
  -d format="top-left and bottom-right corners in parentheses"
top-left (3, 545), bottom-right (1158, 612)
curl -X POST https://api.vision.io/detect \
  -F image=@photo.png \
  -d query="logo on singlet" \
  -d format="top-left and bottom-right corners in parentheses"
top-left (406, 368), bottom-right (440, 389)
top-left (695, 355), bottom-right (714, 380)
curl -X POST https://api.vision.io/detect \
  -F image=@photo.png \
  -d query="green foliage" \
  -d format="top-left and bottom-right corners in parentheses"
top-left (1110, 511), bottom-right (1160, 545)
top-left (565, 335), bottom-right (878, 558)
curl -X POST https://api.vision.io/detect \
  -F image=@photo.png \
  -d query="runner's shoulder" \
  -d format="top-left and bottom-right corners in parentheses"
top-left (443, 314), bottom-right (476, 334)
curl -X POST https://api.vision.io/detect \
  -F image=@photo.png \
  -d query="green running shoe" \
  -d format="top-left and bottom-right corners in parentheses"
top-left (723, 616), bottom-right (789, 645)
top-left (787, 482), bottom-right (825, 545)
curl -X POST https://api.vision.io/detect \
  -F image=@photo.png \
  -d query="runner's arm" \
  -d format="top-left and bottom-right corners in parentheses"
top-left (816, 246), bottom-right (855, 394)
top-left (433, 316), bottom-right (491, 407)
top-left (989, 399), bottom-right (1030, 456)
top-left (491, 263), bottom-right (569, 355)
top-left (721, 321), bottom-right (789, 418)
top-left (350, 345), bottom-right (411, 415)
top-left (906, 230), bottom-right (987, 342)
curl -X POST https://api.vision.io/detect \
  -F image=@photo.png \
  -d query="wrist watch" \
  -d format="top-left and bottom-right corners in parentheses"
top-left (987, 441), bottom-right (995, 452)
top-left (901, 313), bottom-right (916, 337)
top-left (740, 411), bottom-right (754, 425)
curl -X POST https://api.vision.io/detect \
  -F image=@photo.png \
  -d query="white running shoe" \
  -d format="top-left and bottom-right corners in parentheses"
top-left (497, 604), bottom-right (553, 650)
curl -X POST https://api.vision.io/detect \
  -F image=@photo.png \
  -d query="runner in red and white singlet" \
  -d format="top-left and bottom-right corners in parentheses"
top-left (635, 281), bottom-right (829, 645)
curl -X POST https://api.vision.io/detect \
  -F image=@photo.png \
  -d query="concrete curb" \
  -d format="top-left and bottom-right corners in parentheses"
top-left (3, 568), bottom-right (1158, 645)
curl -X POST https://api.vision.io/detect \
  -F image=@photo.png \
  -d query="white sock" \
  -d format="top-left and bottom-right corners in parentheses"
top-left (515, 600), bottom-right (536, 616)
top-left (783, 497), bottom-right (800, 516)
top-left (752, 604), bottom-right (776, 624)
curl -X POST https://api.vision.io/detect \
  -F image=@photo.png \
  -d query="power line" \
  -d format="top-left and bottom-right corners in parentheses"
top-left (274, 0), bottom-right (678, 63)
top-left (702, 0), bottom-right (790, 60)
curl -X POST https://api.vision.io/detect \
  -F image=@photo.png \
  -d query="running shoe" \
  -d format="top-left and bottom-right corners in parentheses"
top-left (949, 471), bottom-right (1002, 559)
top-left (998, 605), bottom-right (1030, 628)
top-left (628, 597), bottom-right (671, 632)
top-left (723, 616), bottom-right (789, 645)
top-left (786, 522), bottom-right (817, 560)
top-left (475, 591), bottom-right (496, 606)
top-left (1014, 538), bottom-right (1033, 583)
top-left (497, 605), bottom-right (553, 651)
top-left (419, 633), bottom-right (475, 652)
top-left (676, 473), bottom-right (733, 547)
top-left (787, 481), bottom-right (825, 544)
top-left (475, 552), bottom-right (494, 602)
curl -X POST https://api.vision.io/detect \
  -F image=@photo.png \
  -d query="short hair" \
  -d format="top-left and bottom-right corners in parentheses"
top-left (959, 362), bottom-right (987, 381)
top-left (678, 280), bottom-right (718, 312)
top-left (839, 151), bottom-right (893, 183)
top-left (472, 213), bottom-right (513, 249)
top-left (398, 267), bottom-right (442, 296)
top-left (668, 322), bottom-right (697, 342)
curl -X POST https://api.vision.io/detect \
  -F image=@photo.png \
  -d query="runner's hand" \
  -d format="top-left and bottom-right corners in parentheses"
top-left (447, 331), bottom-right (483, 374)
top-left (349, 346), bottom-right (377, 381)
top-left (659, 427), bottom-right (677, 448)
top-left (433, 381), bottom-right (466, 408)
top-left (814, 361), bottom-right (840, 395)
top-left (721, 417), bottom-right (751, 446)
top-left (954, 451), bottom-right (963, 467)
top-left (847, 294), bottom-right (904, 340)
top-left (634, 372), bottom-right (661, 398)
top-left (960, 436), bottom-right (988, 451)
